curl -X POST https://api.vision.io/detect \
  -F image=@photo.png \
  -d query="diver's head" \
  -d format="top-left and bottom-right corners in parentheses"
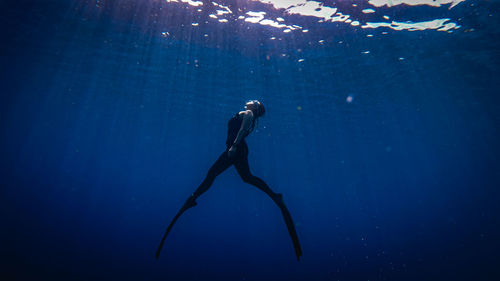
top-left (245, 100), bottom-right (265, 118)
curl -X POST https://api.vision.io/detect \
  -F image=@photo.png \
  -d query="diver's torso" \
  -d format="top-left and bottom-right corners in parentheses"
top-left (226, 112), bottom-right (248, 149)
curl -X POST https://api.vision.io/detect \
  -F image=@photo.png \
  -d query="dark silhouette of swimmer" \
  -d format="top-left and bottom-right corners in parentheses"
top-left (155, 100), bottom-right (302, 261)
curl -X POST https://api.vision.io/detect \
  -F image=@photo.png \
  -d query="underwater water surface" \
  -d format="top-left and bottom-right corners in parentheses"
top-left (1, 0), bottom-right (499, 280)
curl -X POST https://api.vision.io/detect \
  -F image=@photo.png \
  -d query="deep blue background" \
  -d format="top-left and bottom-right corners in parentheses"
top-left (1, 1), bottom-right (499, 280)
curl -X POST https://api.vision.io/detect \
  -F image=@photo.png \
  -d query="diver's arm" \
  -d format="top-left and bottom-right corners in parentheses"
top-left (232, 110), bottom-right (254, 146)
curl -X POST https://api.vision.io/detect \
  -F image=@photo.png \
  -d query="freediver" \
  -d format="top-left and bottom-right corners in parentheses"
top-left (155, 100), bottom-right (302, 261)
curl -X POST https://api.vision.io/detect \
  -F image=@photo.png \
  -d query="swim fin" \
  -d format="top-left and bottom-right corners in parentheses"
top-left (274, 193), bottom-right (303, 261)
top-left (155, 196), bottom-right (197, 260)
top-left (156, 194), bottom-right (302, 261)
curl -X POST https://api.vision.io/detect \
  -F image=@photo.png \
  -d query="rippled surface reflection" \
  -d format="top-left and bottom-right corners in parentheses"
top-left (165, 0), bottom-right (463, 33)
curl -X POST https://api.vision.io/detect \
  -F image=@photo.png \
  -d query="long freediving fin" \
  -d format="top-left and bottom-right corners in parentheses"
top-left (155, 197), bottom-right (197, 260)
top-left (274, 194), bottom-right (303, 261)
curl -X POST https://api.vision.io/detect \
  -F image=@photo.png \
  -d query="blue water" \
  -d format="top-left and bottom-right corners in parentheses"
top-left (1, 1), bottom-right (499, 280)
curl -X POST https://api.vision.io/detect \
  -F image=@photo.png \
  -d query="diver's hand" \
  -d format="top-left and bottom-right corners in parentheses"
top-left (228, 145), bottom-right (237, 158)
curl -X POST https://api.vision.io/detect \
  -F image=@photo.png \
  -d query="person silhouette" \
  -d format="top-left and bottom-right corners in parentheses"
top-left (156, 100), bottom-right (302, 261)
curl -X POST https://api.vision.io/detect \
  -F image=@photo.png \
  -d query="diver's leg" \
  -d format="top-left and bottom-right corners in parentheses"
top-left (234, 155), bottom-right (303, 261)
top-left (156, 150), bottom-right (233, 259)
top-left (190, 151), bottom-right (233, 199)
top-left (233, 152), bottom-right (280, 203)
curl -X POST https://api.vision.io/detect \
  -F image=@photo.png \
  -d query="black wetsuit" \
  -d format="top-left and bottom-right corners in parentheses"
top-left (226, 112), bottom-right (249, 150)
top-left (192, 112), bottom-right (262, 198)
top-left (156, 112), bottom-right (303, 261)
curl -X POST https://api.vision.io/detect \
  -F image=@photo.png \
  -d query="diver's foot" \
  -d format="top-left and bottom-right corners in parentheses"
top-left (273, 193), bottom-right (284, 203)
top-left (182, 195), bottom-right (198, 210)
